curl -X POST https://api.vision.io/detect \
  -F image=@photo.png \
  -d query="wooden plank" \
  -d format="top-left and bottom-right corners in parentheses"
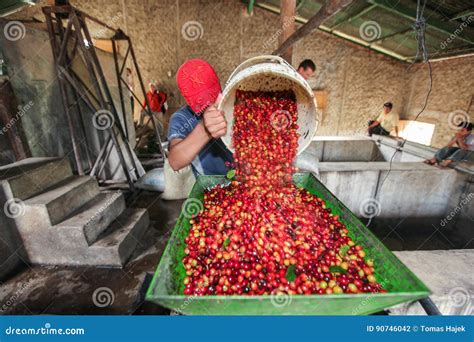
top-left (279, 0), bottom-right (296, 63)
top-left (273, 0), bottom-right (355, 56)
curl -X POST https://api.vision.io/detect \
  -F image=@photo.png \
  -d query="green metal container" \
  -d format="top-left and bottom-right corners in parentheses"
top-left (146, 173), bottom-right (430, 315)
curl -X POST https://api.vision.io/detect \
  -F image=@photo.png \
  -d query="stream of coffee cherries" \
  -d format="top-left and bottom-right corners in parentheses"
top-left (182, 90), bottom-right (386, 296)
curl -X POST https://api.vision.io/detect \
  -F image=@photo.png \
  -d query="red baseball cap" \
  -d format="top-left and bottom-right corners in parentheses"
top-left (176, 59), bottom-right (222, 113)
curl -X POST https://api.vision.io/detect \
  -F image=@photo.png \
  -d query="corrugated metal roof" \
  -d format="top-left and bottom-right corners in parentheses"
top-left (244, 0), bottom-right (474, 62)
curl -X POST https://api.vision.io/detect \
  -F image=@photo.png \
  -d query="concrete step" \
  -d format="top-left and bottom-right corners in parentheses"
top-left (24, 176), bottom-right (99, 225)
top-left (89, 208), bottom-right (149, 267)
top-left (55, 192), bottom-right (126, 245)
top-left (0, 157), bottom-right (72, 200)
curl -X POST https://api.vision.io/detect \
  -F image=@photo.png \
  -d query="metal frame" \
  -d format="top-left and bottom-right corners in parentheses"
top-left (42, 4), bottom-right (164, 191)
top-left (245, 0), bottom-right (474, 63)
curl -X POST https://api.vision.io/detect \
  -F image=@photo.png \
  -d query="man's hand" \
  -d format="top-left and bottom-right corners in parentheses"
top-left (203, 94), bottom-right (227, 139)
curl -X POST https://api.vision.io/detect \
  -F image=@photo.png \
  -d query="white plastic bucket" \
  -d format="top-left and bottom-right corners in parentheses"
top-left (219, 55), bottom-right (319, 155)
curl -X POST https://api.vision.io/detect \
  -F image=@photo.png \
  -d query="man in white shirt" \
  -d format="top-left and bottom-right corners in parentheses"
top-left (425, 122), bottom-right (473, 167)
top-left (297, 59), bottom-right (316, 80)
top-left (368, 102), bottom-right (399, 138)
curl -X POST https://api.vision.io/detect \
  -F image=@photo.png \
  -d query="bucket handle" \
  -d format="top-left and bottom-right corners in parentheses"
top-left (225, 55), bottom-right (296, 86)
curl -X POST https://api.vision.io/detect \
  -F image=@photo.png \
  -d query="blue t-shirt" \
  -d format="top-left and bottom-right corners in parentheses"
top-left (167, 106), bottom-right (233, 176)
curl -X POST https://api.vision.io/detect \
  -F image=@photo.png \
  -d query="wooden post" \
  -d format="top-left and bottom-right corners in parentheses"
top-left (274, 0), bottom-right (354, 57)
top-left (279, 0), bottom-right (296, 64)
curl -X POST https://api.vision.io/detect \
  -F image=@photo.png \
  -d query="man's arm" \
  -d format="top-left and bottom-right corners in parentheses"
top-left (457, 136), bottom-right (468, 149)
top-left (168, 97), bottom-right (227, 171)
top-left (368, 120), bottom-right (380, 129)
top-left (447, 135), bottom-right (459, 147)
top-left (168, 122), bottom-right (211, 171)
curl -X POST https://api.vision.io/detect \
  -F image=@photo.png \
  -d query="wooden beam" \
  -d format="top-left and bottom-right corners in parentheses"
top-left (279, 0), bottom-right (296, 63)
top-left (450, 8), bottom-right (474, 21)
top-left (254, 1), bottom-right (410, 62)
top-left (273, 0), bottom-right (355, 56)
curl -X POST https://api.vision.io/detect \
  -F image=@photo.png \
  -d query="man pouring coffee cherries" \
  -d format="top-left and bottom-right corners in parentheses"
top-left (167, 59), bottom-right (233, 176)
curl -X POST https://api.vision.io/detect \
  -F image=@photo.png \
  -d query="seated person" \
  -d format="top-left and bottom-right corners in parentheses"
top-left (368, 102), bottom-right (399, 138)
top-left (425, 122), bottom-right (473, 167)
top-left (167, 59), bottom-right (233, 176)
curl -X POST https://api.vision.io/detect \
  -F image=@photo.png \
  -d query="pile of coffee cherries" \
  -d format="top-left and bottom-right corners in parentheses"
top-left (182, 91), bottom-right (385, 296)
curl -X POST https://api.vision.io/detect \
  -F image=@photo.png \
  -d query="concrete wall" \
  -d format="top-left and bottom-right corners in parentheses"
top-left (0, 24), bottom-right (71, 160)
top-left (5, 0), bottom-right (474, 149)
top-left (5, 1), bottom-right (410, 132)
top-left (309, 136), bottom-right (384, 162)
top-left (0, 21), bottom-right (135, 179)
top-left (318, 162), bottom-right (465, 219)
top-left (403, 56), bottom-right (474, 148)
top-left (305, 136), bottom-right (473, 247)
top-left (8, 1), bottom-right (474, 149)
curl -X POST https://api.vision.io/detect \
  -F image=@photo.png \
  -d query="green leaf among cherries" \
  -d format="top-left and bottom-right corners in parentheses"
top-left (285, 264), bottom-right (296, 282)
top-left (226, 169), bottom-right (236, 180)
top-left (329, 265), bottom-right (347, 274)
top-left (223, 237), bottom-right (230, 248)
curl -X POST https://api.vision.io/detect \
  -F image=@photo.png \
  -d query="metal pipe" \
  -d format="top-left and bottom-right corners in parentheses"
top-left (419, 297), bottom-right (442, 316)
top-left (112, 39), bottom-right (129, 139)
top-left (44, 9), bottom-right (84, 174)
top-left (78, 12), bottom-right (137, 190)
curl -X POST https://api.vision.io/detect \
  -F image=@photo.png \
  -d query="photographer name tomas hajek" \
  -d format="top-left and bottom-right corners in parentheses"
top-left (420, 325), bottom-right (466, 333)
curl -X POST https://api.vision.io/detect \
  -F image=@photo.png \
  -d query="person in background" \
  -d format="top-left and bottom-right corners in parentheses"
top-left (297, 59), bottom-right (316, 80)
top-left (126, 68), bottom-right (134, 114)
top-left (140, 82), bottom-right (167, 126)
top-left (424, 122), bottom-right (473, 167)
top-left (167, 59), bottom-right (233, 176)
top-left (368, 102), bottom-right (399, 138)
